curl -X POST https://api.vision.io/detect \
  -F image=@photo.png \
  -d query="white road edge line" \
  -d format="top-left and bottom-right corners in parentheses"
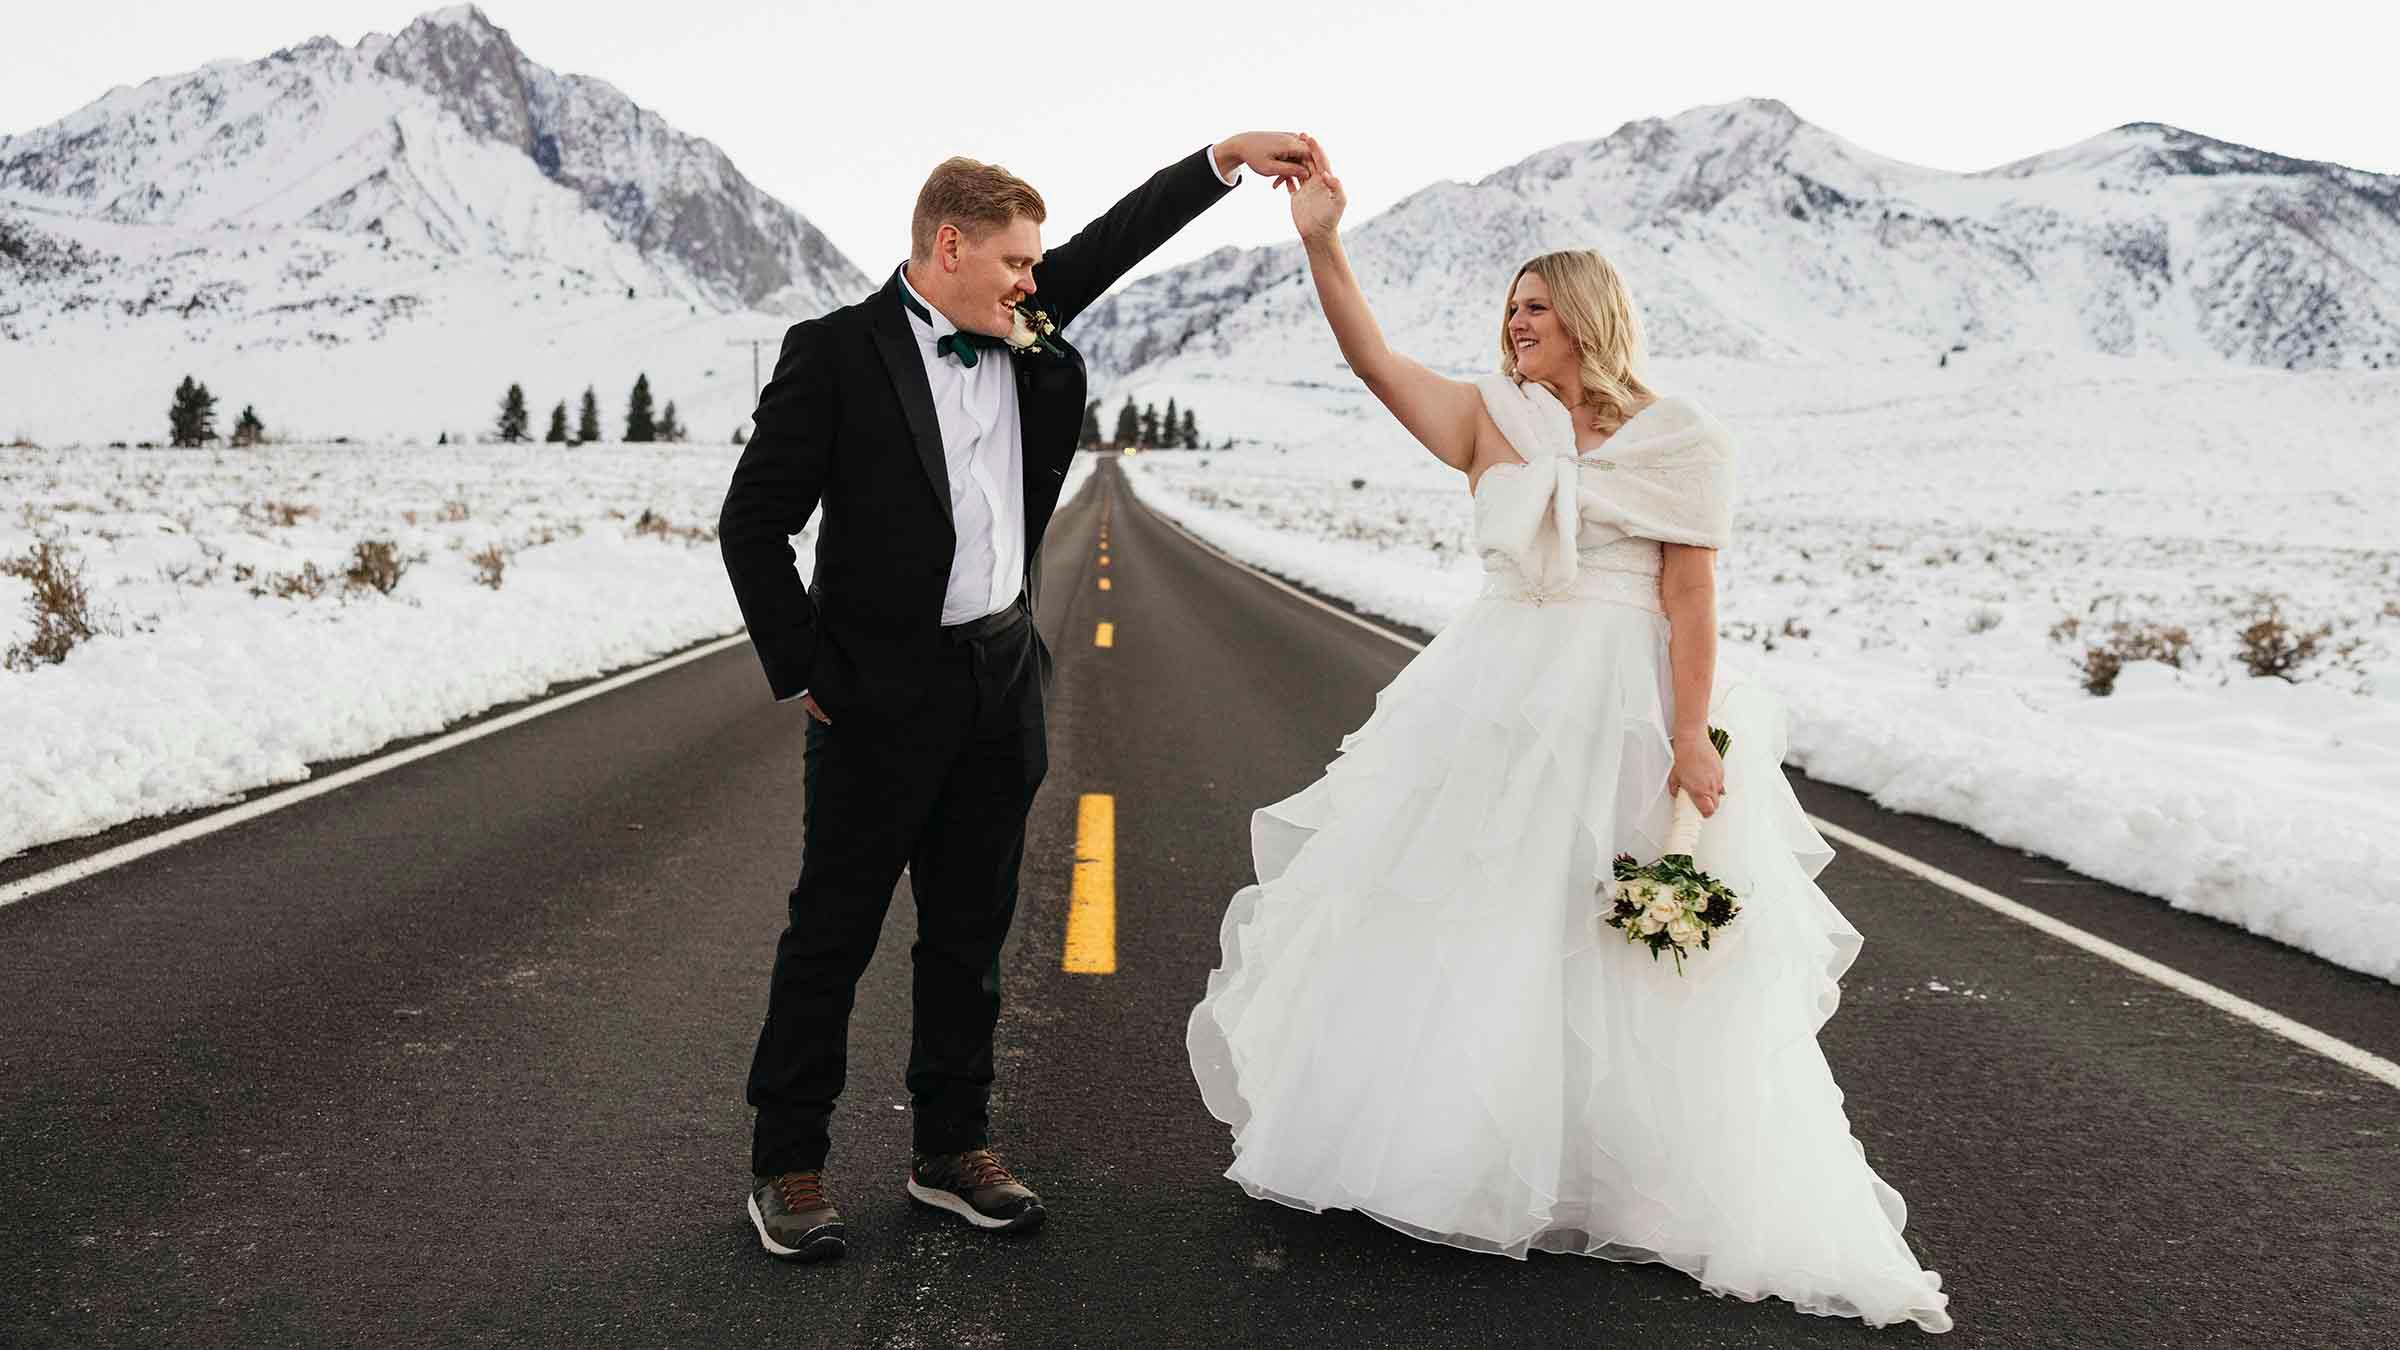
top-left (1, 633), bottom-right (753, 912)
top-left (1810, 818), bottom-right (2400, 1091)
top-left (1142, 490), bottom-right (2400, 1093)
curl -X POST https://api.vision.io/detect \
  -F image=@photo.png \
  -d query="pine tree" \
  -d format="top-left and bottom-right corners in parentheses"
top-left (1080, 400), bottom-right (1102, 449)
top-left (168, 375), bottom-right (216, 448)
top-left (232, 405), bottom-right (265, 447)
top-left (1180, 408), bottom-right (1198, 450)
top-left (1112, 398), bottom-right (1139, 448)
top-left (496, 383), bottom-right (530, 442)
top-left (733, 425), bottom-right (748, 445)
top-left (576, 387), bottom-right (602, 443)
top-left (438, 431), bottom-right (449, 445)
top-left (624, 373), bottom-right (657, 443)
top-left (1163, 397), bottom-right (1179, 449)
top-left (545, 401), bottom-right (569, 443)
top-left (657, 400), bottom-right (684, 443)
top-left (1139, 403), bottom-right (1159, 449)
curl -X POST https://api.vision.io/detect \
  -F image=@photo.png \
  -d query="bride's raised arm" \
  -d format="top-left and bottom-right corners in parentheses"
top-left (1288, 138), bottom-right (1482, 473)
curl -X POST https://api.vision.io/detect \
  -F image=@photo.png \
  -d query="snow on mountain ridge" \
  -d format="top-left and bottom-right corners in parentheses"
top-left (0, 3), bottom-right (864, 313)
top-left (0, 5), bottom-right (873, 443)
top-left (1982, 121), bottom-right (2389, 185)
top-left (1075, 96), bottom-right (2400, 417)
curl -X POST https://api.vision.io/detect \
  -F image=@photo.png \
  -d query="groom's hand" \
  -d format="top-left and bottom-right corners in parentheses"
top-left (799, 693), bottom-right (831, 725)
top-left (1215, 132), bottom-right (1314, 189)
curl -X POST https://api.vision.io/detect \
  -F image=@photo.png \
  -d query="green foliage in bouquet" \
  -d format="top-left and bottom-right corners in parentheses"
top-left (1602, 725), bottom-right (1740, 973)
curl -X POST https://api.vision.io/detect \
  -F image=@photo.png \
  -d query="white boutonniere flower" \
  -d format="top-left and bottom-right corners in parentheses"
top-left (1007, 301), bottom-right (1063, 357)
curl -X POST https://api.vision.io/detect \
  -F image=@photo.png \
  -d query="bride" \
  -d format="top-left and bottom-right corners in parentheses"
top-left (1184, 137), bottom-right (1953, 1334)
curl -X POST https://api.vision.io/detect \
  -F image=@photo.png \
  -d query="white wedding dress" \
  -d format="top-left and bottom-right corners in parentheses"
top-left (1186, 378), bottom-right (1953, 1334)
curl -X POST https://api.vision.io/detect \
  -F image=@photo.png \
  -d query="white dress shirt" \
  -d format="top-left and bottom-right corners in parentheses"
top-left (899, 264), bottom-right (1031, 626)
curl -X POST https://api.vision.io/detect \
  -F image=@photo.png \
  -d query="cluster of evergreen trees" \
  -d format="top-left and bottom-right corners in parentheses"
top-left (161, 373), bottom-right (689, 447)
top-left (497, 373), bottom-right (684, 445)
top-left (164, 372), bottom-right (1213, 452)
top-left (169, 376), bottom-right (265, 447)
top-left (1080, 395), bottom-right (1204, 450)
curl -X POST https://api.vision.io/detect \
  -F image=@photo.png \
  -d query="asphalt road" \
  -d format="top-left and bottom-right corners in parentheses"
top-left (4, 457), bottom-right (2395, 1349)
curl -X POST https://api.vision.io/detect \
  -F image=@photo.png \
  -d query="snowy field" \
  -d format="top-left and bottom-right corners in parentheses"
top-left (1113, 354), bottom-right (2400, 984)
top-left (0, 441), bottom-right (762, 862)
top-left (0, 443), bottom-right (1100, 868)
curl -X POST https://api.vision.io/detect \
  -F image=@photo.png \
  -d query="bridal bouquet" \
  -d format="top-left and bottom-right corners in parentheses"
top-left (1600, 726), bottom-right (1741, 973)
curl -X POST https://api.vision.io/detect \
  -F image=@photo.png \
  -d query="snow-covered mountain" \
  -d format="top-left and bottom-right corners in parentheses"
top-left (0, 4), bottom-right (868, 443)
top-left (1076, 100), bottom-right (2400, 411)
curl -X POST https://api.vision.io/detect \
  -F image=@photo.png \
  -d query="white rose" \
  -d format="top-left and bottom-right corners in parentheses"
top-left (1666, 917), bottom-right (1704, 948)
top-left (1006, 310), bottom-right (1039, 349)
top-left (1644, 894), bottom-right (1682, 928)
top-left (1638, 911), bottom-right (1666, 935)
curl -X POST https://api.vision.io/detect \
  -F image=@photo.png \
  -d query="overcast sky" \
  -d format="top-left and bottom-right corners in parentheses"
top-left (4, 0), bottom-right (2392, 290)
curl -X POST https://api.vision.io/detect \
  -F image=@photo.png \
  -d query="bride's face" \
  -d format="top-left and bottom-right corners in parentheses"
top-left (945, 216), bottom-right (1043, 336)
top-left (1505, 273), bottom-right (1572, 384)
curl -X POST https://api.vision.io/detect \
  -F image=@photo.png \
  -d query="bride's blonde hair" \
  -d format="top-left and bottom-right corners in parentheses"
top-left (1499, 250), bottom-right (1655, 433)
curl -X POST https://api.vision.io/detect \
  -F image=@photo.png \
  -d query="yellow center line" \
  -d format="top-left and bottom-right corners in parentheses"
top-left (1094, 622), bottom-right (1114, 648)
top-left (1064, 794), bottom-right (1116, 974)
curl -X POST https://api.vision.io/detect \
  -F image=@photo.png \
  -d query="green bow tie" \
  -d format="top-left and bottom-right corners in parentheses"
top-left (936, 331), bottom-right (1004, 368)
top-left (898, 275), bottom-right (1004, 368)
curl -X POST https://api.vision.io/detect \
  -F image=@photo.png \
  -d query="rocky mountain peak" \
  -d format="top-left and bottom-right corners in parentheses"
top-left (373, 4), bottom-right (537, 155)
top-left (0, 4), bottom-right (869, 315)
top-left (1979, 121), bottom-right (2361, 185)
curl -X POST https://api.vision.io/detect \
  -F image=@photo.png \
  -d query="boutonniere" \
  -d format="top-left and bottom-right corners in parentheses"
top-left (1005, 301), bottom-right (1064, 358)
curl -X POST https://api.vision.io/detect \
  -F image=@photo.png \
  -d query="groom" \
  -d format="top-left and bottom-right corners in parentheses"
top-left (718, 133), bottom-right (1312, 1261)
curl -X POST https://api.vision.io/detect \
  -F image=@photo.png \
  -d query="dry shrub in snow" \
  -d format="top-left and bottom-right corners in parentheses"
top-left (2078, 646), bottom-right (2127, 697)
top-left (345, 539), bottom-right (411, 595)
top-left (2, 538), bottom-right (105, 669)
top-left (632, 508), bottom-right (713, 544)
top-left (252, 561), bottom-right (333, 601)
top-left (2107, 620), bottom-right (2192, 669)
top-left (2075, 619), bottom-right (2193, 696)
top-left (2236, 597), bottom-right (2345, 682)
top-left (470, 542), bottom-right (509, 590)
top-left (249, 500), bottom-right (317, 527)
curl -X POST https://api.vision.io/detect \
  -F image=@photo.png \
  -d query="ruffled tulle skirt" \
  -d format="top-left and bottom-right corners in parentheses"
top-left (1186, 592), bottom-right (1952, 1333)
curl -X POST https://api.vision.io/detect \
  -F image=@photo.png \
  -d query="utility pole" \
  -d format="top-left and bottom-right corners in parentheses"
top-left (726, 337), bottom-right (778, 407)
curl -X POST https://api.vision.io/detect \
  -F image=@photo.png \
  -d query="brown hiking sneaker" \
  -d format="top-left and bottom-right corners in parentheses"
top-left (747, 1170), bottom-right (846, 1262)
top-left (906, 1148), bottom-right (1046, 1232)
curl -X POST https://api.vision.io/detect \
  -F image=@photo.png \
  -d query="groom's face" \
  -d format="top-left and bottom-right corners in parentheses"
top-left (949, 216), bottom-right (1044, 337)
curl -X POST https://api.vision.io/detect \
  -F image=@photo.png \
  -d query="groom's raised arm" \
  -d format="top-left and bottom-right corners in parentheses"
top-left (719, 318), bottom-right (838, 701)
top-left (1036, 134), bottom-right (1309, 329)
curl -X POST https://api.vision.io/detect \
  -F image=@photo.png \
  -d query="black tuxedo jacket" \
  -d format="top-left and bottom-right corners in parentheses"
top-left (718, 147), bottom-right (1233, 717)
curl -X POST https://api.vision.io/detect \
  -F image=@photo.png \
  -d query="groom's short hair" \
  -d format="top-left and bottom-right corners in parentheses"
top-left (912, 157), bottom-right (1047, 262)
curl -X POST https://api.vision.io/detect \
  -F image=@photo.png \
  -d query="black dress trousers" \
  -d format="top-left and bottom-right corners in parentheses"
top-left (745, 599), bottom-right (1052, 1175)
